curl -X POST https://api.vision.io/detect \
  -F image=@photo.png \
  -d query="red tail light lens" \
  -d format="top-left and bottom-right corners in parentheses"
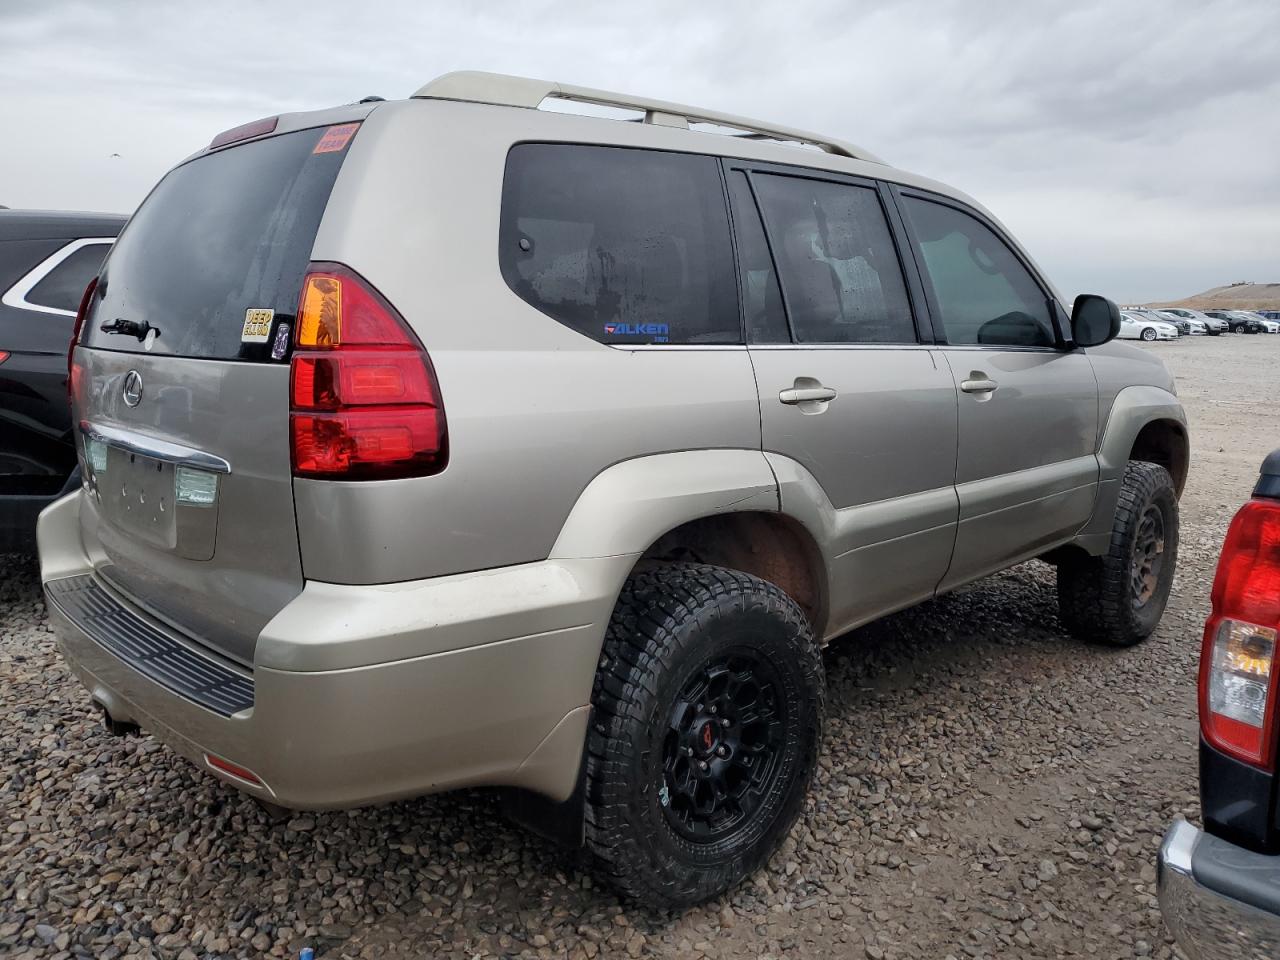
top-left (1201, 498), bottom-right (1280, 768)
top-left (289, 264), bottom-right (447, 480)
top-left (69, 277), bottom-right (97, 375)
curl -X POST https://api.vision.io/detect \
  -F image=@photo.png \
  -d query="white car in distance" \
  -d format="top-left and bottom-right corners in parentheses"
top-left (1120, 311), bottom-right (1178, 342)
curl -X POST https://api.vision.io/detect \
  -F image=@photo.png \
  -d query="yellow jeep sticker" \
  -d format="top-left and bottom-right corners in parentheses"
top-left (241, 308), bottom-right (274, 343)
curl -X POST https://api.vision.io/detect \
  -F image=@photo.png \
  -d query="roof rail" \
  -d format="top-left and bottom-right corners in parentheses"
top-left (412, 71), bottom-right (883, 164)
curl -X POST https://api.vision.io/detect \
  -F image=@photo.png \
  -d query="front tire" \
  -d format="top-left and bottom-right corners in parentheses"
top-left (1140, 327), bottom-right (1157, 341)
top-left (1057, 461), bottom-right (1178, 646)
top-left (584, 562), bottom-right (824, 909)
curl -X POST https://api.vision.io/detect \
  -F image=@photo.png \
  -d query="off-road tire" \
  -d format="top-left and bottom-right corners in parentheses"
top-left (1057, 460), bottom-right (1178, 646)
top-left (584, 562), bottom-right (824, 909)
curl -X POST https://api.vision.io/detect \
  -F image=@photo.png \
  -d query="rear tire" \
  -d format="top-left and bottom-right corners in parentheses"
top-left (1057, 461), bottom-right (1178, 647)
top-left (584, 562), bottom-right (824, 909)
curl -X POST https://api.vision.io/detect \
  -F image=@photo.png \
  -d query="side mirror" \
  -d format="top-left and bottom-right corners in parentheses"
top-left (1071, 294), bottom-right (1120, 347)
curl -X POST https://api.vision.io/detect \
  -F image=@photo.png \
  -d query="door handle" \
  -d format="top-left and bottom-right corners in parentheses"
top-left (779, 385), bottom-right (838, 405)
top-left (960, 373), bottom-right (998, 395)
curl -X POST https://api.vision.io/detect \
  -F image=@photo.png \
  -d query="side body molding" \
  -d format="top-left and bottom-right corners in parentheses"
top-left (1075, 384), bottom-right (1187, 555)
top-left (766, 453), bottom-right (959, 640)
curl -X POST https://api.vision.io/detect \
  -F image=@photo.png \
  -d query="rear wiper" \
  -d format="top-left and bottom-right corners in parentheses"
top-left (100, 318), bottom-right (159, 342)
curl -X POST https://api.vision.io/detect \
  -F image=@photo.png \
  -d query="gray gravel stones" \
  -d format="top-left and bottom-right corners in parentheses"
top-left (1, 335), bottom-right (1274, 957)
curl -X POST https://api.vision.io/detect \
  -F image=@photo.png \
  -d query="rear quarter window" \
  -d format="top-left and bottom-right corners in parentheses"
top-left (25, 242), bottom-right (112, 313)
top-left (499, 143), bottom-right (739, 345)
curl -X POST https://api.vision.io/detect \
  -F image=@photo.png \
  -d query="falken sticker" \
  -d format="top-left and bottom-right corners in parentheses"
top-left (605, 322), bottom-right (669, 343)
top-left (241, 308), bottom-right (274, 343)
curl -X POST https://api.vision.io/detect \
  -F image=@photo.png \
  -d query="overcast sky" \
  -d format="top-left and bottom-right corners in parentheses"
top-left (2, 0), bottom-right (1277, 302)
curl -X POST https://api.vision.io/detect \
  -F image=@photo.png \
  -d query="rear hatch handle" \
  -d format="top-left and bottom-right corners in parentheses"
top-left (81, 422), bottom-right (231, 474)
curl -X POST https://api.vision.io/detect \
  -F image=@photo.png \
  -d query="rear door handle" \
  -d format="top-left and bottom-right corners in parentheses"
top-left (959, 374), bottom-right (998, 395)
top-left (779, 386), bottom-right (838, 405)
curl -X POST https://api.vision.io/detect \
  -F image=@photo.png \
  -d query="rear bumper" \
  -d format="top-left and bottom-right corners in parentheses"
top-left (38, 491), bottom-right (636, 808)
top-left (1159, 819), bottom-right (1280, 959)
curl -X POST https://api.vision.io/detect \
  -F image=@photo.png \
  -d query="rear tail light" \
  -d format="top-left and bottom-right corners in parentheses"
top-left (0, 351), bottom-right (9, 364)
top-left (1201, 498), bottom-right (1280, 768)
top-left (289, 264), bottom-right (447, 479)
top-left (67, 276), bottom-right (98, 401)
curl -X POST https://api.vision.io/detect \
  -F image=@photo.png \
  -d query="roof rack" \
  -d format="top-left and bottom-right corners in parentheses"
top-left (412, 71), bottom-right (883, 164)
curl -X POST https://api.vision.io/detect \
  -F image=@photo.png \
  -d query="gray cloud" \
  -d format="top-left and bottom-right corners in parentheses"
top-left (1, 0), bottom-right (1276, 301)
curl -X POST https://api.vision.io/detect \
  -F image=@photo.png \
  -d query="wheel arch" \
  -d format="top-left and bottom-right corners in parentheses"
top-left (633, 511), bottom-right (829, 637)
top-left (1070, 385), bottom-right (1188, 554)
top-left (1129, 417), bottom-right (1189, 497)
top-left (547, 449), bottom-right (829, 637)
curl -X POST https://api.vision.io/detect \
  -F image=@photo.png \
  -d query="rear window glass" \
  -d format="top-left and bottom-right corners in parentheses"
top-left (499, 144), bottom-right (739, 345)
top-left (27, 243), bottom-right (111, 313)
top-left (84, 124), bottom-right (356, 360)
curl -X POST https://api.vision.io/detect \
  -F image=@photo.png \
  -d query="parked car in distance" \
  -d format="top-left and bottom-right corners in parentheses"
top-left (1120, 310), bottom-right (1178, 341)
top-left (1206, 309), bottom-right (1264, 334)
top-left (38, 71), bottom-right (1189, 908)
top-left (1241, 312), bottom-right (1280, 334)
top-left (1160, 307), bottom-right (1227, 336)
top-left (1159, 450), bottom-right (1280, 960)
top-left (1156, 310), bottom-right (1208, 335)
top-left (1, 209), bottom-right (124, 551)
top-left (1256, 310), bottom-right (1280, 322)
top-left (1124, 308), bottom-right (1185, 336)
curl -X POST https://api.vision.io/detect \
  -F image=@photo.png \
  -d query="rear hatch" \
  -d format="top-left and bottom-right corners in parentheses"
top-left (73, 116), bottom-right (366, 666)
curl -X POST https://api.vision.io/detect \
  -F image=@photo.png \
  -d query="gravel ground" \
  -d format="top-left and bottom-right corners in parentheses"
top-left (3, 333), bottom-right (1278, 959)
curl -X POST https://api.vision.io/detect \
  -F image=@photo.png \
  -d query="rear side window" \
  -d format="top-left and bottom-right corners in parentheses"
top-left (901, 196), bottom-right (1055, 348)
top-left (751, 174), bottom-right (915, 344)
top-left (499, 144), bottom-right (739, 345)
top-left (26, 242), bottom-right (111, 313)
top-left (83, 124), bottom-right (357, 360)
top-left (726, 171), bottom-right (788, 344)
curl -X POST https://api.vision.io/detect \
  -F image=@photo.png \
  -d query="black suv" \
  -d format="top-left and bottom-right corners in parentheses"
top-left (1, 209), bottom-right (125, 551)
top-left (1205, 309), bottom-right (1264, 334)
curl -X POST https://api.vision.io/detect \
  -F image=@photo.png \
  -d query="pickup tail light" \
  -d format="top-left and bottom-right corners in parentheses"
top-left (1201, 498), bottom-right (1280, 768)
top-left (289, 264), bottom-right (447, 480)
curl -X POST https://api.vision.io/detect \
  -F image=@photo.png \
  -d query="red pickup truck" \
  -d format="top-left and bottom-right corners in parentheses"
top-left (1159, 450), bottom-right (1280, 958)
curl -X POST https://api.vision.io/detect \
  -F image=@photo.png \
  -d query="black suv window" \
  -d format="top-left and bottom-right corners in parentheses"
top-left (750, 173), bottom-right (915, 344)
top-left (901, 196), bottom-right (1054, 348)
top-left (500, 144), bottom-right (739, 345)
top-left (25, 242), bottom-right (111, 313)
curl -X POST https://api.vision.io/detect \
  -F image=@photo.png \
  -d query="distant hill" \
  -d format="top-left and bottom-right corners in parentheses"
top-left (1150, 282), bottom-right (1280, 310)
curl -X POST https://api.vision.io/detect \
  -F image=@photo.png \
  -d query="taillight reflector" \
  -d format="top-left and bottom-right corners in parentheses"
top-left (289, 264), bottom-right (447, 480)
top-left (203, 752), bottom-right (264, 787)
top-left (1201, 498), bottom-right (1280, 768)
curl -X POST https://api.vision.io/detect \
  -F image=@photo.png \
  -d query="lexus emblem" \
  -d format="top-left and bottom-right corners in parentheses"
top-left (122, 370), bottom-right (144, 407)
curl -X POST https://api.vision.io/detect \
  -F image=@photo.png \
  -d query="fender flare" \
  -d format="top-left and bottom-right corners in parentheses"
top-left (1075, 385), bottom-right (1187, 551)
top-left (547, 449), bottom-right (779, 560)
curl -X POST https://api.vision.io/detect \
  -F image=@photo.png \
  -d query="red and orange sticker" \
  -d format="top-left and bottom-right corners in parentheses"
top-left (313, 123), bottom-right (360, 154)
